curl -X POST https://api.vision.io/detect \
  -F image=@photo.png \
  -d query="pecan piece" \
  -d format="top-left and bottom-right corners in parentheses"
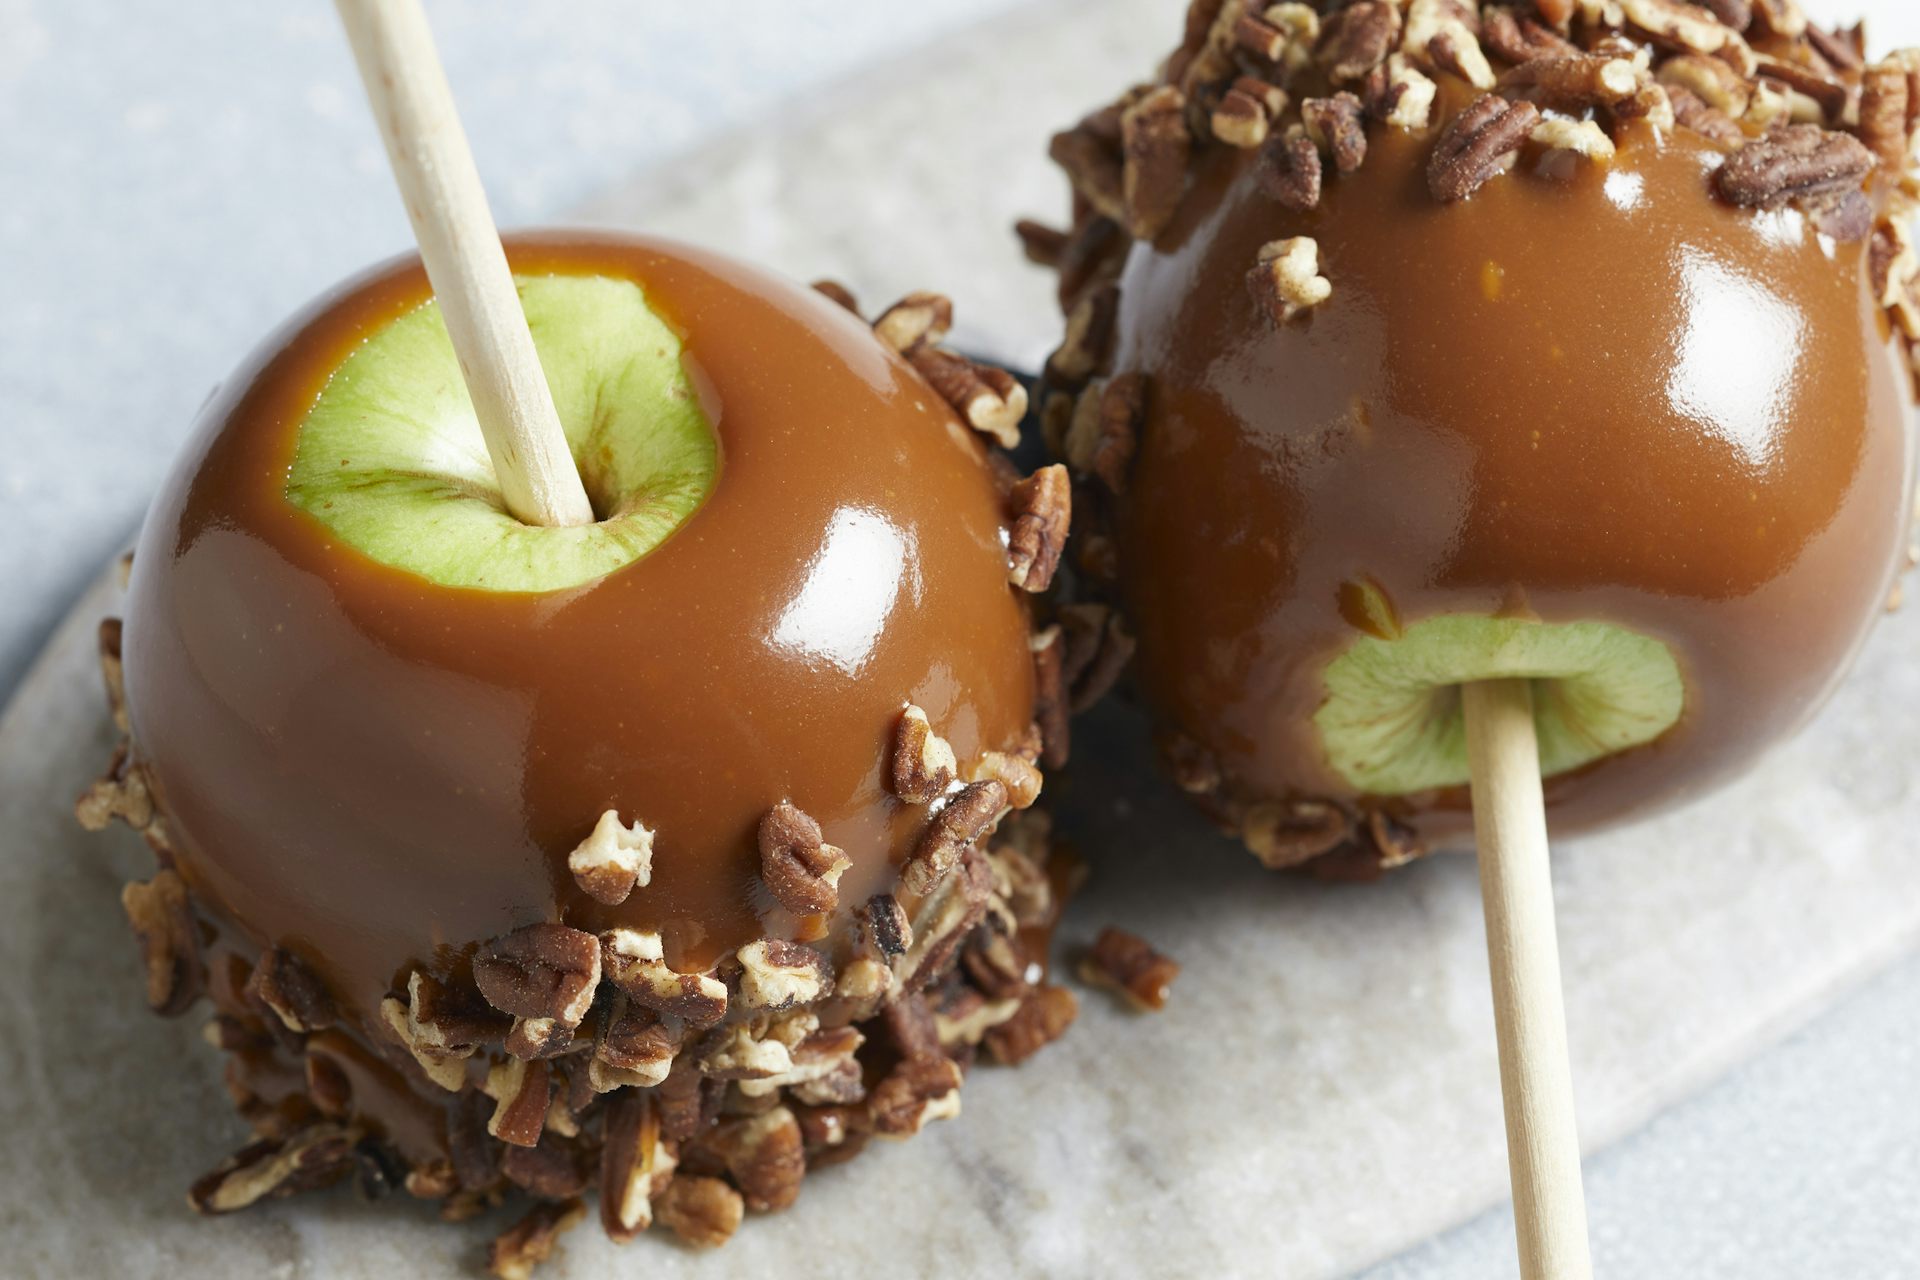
top-left (1007, 464), bottom-right (1072, 592)
top-left (589, 993), bottom-right (681, 1092)
top-left (967, 750), bottom-right (1043, 811)
top-left (809, 278), bottom-right (859, 313)
top-left (1121, 85), bottom-right (1191, 239)
top-left (1044, 282), bottom-right (1117, 390)
top-left (871, 291), bottom-right (953, 355)
top-left (488, 1199), bottom-right (586, 1280)
top-left (77, 744), bottom-right (153, 832)
top-left (600, 1093), bottom-right (677, 1243)
top-left (483, 1056), bottom-right (553, 1148)
top-left (891, 704), bottom-right (958, 803)
top-left (1747, 0), bottom-right (1805, 38)
top-left (247, 946), bottom-right (336, 1033)
top-left (121, 869), bottom-right (204, 1017)
top-left (1363, 54), bottom-right (1439, 130)
top-left (189, 1124), bottom-right (357, 1213)
top-left (1500, 54), bottom-right (1640, 115)
top-left (655, 1175), bottom-right (745, 1247)
top-left (903, 779), bottom-right (1009, 895)
top-left (1047, 117), bottom-right (1126, 224)
top-left (1079, 927), bottom-right (1181, 1011)
top-left (757, 800), bottom-right (852, 914)
top-left (1482, 7), bottom-right (1579, 62)
top-left (565, 809), bottom-right (654, 907)
top-left (1260, 128), bottom-right (1323, 211)
top-left (1700, 0), bottom-right (1751, 27)
top-left (1713, 124), bottom-right (1876, 212)
top-left (983, 984), bottom-right (1080, 1066)
top-left (854, 892), bottom-right (912, 960)
top-left (1212, 77), bottom-right (1286, 147)
top-left (735, 939), bottom-right (832, 1011)
top-left (1014, 219), bottom-right (1068, 267)
top-left (1428, 94), bottom-right (1541, 202)
top-left (1860, 61), bottom-right (1916, 170)
top-left (1059, 602), bottom-right (1136, 713)
top-left (708, 1106), bottom-right (807, 1211)
top-left (502, 1134), bottom-right (591, 1199)
top-left (601, 928), bottom-right (729, 1027)
top-left (1657, 53), bottom-right (1752, 118)
top-left (1317, 0), bottom-right (1404, 84)
top-left (1666, 84), bottom-right (1746, 144)
top-left (1064, 374), bottom-right (1143, 494)
top-left (473, 923), bottom-right (601, 1059)
top-left (1243, 798), bottom-right (1353, 868)
top-left (1531, 117), bottom-right (1617, 160)
top-left (868, 1055), bottom-right (964, 1138)
top-left (1303, 93), bottom-right (1369, 175)
top-left (98, 616), bottom-right (128, 731)
top-left (1032, 624), bottom-right (1069, 769)
top-left (908, 346), bottom-right (1027, 448)
top-left (1249, 236), bottom-right (1332, 325)
top-left (1621, 0), bottom-right (1732, 52)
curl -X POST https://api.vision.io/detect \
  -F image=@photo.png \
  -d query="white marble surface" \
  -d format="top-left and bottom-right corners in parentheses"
top-left (5, 1), bottom-right (1920, 1277)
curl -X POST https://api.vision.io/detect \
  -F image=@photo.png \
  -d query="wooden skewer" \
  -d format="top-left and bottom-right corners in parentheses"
top-left (1461, 678), bottom-right (1593, 1280)
top-left (334, 0), bottom-right (595, 529)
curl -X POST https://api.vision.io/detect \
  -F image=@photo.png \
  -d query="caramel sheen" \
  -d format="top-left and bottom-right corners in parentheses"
top-left (122, 233), bottom-right (1035, 1043)
top-left (1114, 123), bottom-right (1914, 842)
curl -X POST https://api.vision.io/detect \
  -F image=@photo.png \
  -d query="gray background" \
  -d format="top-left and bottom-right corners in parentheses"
top-left (2, 2), bottom-right (1916, 1276)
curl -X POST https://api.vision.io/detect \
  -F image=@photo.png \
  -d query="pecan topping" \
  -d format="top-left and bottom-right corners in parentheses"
top-left (1234, 10), bottom-right (1289, 63)
top-left (935, 988), bottom-right (1024, 1048)
top-left (488, 1199), bottom-right (586, 1280)
top-left (1860, 61), bottom-right (1916, 170)
top-left (1047, 115), bottom-right (1125, 223)
top-left (1065, 373), bottom-right (1144, 494)
top-left (809, 278), bottom-right (859, 313)
top-left (908, 346), bottom-right (1027, 448)
top-left (1482, 7), bottom-right (1579, 63)
top-left (601, 927), bottom-right (729, 1028)
top-left (735, 939), bottom-right (833, 1010)
top-left (1121, 85), bottom-right (1191, 239)
top-left (1500, 54), bottom-right (1640, 114)
top-left (890, 703), bottom-right (958, 803)
top-left (868, 1055), bottom-right (964, 1138)
top-left (1363, 54), bottom-right (1439, 130)
top-left (599, 1093), bottom-right (676, 1243)
top-left (1164, 733), bottom-right (1223, 795)
top-left (1666, 84), bottom-right (1746, 144)
top-left (1014, 218), bottom-right (1069, 267)
top-left (1531, 116), bottom-right (1617, 160)
top-left (983, 984), bottom-right (1080, 1066)
top-left (1621, 0), bottom-right (1733, 53)
top-left (247, 946), bottom-right (336, 1033)
top-left (189, 1124), bottom-right (357, 1214)
top-left (903, 779), bottom-right (1009, 895)
top-left (871, 291), bottom-right (953, 355)
top-left (589, 993), bottom-right (681, 1091)
top-left (1317, 0), bottom-right (1404, 84)
top-left (1080, 927), bottom-right (1182, 1011)
top-left (1212, 76), bottom-right (1286, 148)
top-left (502, 1134), bottom-right (591, 1199)
top-left (1657, 53), bottom-right (1752, 117)
top-left (757, 800), bottom-right (852, 914)
top-left (473, 923), bottom-right (601, 1058)
top-left (896, 848), bottom-right (995, 987)
top-left (1032, 624), bottom-right (1069, 769)
top-left (655, 1175), bottom-right (744, 1247)
top-left (1408, 0), bottom-right (1495, 90)
top-left (708, 1106), bottom-right (807, 1211)
top-left (1700, 0), bottom-right (1751, 28)
top-left (1260, 128), bottom-right (1323, 211)
top-left (1303, 93), bottom-right (1369, 175)
top-left (1007, 464), bottom-right (1072, 592)
top-left (1242, 798), bottom-right (1353, 869)
top-left (482, 1057), bottom-right (553, 1148)
top-left (566, 809), bottom-right (654, 907)
top-left (1428, 94), bottom-right (1541, 202)
top-left (1059, 602), bottom-right (1136, 713)
top-left (1713, 124), bottom-right (1876, 215)
top-left (967, 750), bottom-right (1044, 811)
top-left (121, 869), bottom-right (204, 1017)
top-left (76, 745), bottom-right (153, 832)
top-left (1248, 236), bottom-right (1332, 326)
top-left (98, 616), bottom-right (128, 731)
top-left (854, 893), bottom-right (912, 959)
top-left (1044, 282), bottom-right (1117, 389)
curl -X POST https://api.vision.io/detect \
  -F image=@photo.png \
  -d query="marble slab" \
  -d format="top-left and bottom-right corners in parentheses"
top-left (6, 2), bottom-right (1920, 1277)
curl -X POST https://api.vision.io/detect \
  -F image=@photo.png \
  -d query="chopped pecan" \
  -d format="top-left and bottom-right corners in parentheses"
top-left (1366, 808), bottom-right (1429, 871)
top-left (809, 279), bottom-right (859, 314)
top-left (1044, 282), bottom-right (1118, 390)
top-left (1620, 0), bottom-right (1732, 51)
top-left (1536, 0), bottom-right (1577, 25)
top-left (1747, 0), bottom-right (1805, 39)
top-left (472, 923), bottom-right (600, 1060)
top-left (1014, 219), bottom-right (1069, 267)
top-left (909, 347), bottom-right (1027, 449)
top-left (988, 825), bottom-right (1056, 926)
top-left (891, 704), bottom-right (958, 804)
top-left (1714, 124), bottom-right (1876, 214)
top-left (76, 745), bottom-right (153, 832)
top-left (1059, 602), bottom-right (1136, 713)
top-left (1164, 733), bottom-right (1223, 795)
top-left (1482, 7), bottom-right (1579, 62)
top-left (1234, 10), bottom-right (1289, 62)
top-left (903, 779), bottom-right (1009, 896)
top-left (1805, 22), bottom-right (1864, 72)
top-left (872, 291), bottom-right (953, 355)
top-left (868, 1055), bottom-right (964, 1138)
top-left (589, 994), bottom-right (681, 1092)
top-left (1032, 624), bottom-right (1069, 769)
top-left (1754, 54), bottom-right (1852, 125)
top-left (1408, 0), bottom-right (1495, 90)
top-left (1121, 85), bottom-right (1191, 239)
top-left (896, 848), bottom-right (994, 986)
top-left (565, 809), bottom-right (654, 907)
top-left (488, 1199), bottom-right (586, 1280)
top-left (484, 1057), bottom-right (553, 1148)
top-left (404, 1159), bottom-right (458, 1201)
top-left (1007, 464), bottom-right (1072, 592)
top-left (1242, 798), bottom-right (1353, 869)
top-left (774, 1026), bottom-right (868, 1105)
top-left (935, 988), bottom-right (1024, 1048)
top-left (247, 946), bottom-right (336, 1033)
top-left (1658, 54), bottom-right (1752, 118)
top-left (967, 750), bottom-right (1043, 811)
top-left (1303, 93), bottom-right (1369, 175)
top-left (1500, 53), bottom-right (1641, 114)
top-left (1429, 94), bottom-right (1541, 201)
top-left (1249, 236), bottom-right (1332, 324)
top-left (447, 1090), bottom-right (504, 1192)
top-left (1079, 927), bottom-right (1181, 1011)
top-left (599, 1093), bottom-right (677, 1243)
top-left (885, 991), bottom-right (945, 1060)
top-left (1666, 84), bottom-right (1746, 143)
top-left (756, 800), bottom-right (851, 914)
top-left (1531, 116), bottom-right (1617, 159)
top-left (707, 1106), bottom-right (807, 1211)
top-left (655, 1175), bottom-right (744, 1247)
top-left (735, 939), bottom-right (832, 1010)
top-left (98, 617), bottom-right (128, 731)
top-left (1317, 0), bottom-right (1403, 84)
top-left (963, 928), bottom-right (1035, 1001)
top-left (1064, 373), bottom-right (1143, 494)
top-left (699, 1020), bottom-right (798, 1082)
top-left (601, 928), bottom-right (729, 1028)
top-left (1047, 116), bottom-right (1125, 223)
top-left (983, 984), bottom-right (1080, 1066)
top-left (1860, 61), bottom-right (1915, 169)
top-left (1700, 0), bottom-right (1751, 27)
top-left (121, 869), bottom-right (204, 1017)
top-left (1363, 54), bottom-right (1439, 129)
top-left (1260, 127), bottom-right (1323, 211)
top-left (502, 1134), bottom-right (591, 1200)
top-left (1805, 190), bottom-right (1874, 244)
top-left (188, 1123), bottom-right (357, 1213)
top-left (304, 1049), bottom-right (352, 1118)
top-left (1212, 77), bottom-right (1284, 147)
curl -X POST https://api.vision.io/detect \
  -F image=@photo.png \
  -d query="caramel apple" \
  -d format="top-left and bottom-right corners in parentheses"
top-left (78, 232), bottom-right (1080, 1251)
top-left (1032, 0), bottom-right (1919, 876)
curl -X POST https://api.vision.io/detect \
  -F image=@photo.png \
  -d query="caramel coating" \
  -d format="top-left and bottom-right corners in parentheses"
top-left (1113, 121), bottom-right (1914, 845)
top-left (121, 232), bottom-right (1036, 1035)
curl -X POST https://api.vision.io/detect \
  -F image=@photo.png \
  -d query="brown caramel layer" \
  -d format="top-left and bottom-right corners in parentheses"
top-left (1113, 121), bottom-right (1914, 842)
top-left (122, 233), bottom-right (1036, 1033)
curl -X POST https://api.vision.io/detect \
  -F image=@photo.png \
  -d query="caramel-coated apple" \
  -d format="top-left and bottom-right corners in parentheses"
top-left (1035, 2), bottom-right (1918, 875)
top-left (80, 232), bottom-right (1080, 1244)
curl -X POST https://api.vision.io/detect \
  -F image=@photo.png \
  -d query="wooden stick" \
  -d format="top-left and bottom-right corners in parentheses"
top-left (1461, 678), bottom-right (1593, 1280)
top-left (334, 0), bottom-right (595, 529)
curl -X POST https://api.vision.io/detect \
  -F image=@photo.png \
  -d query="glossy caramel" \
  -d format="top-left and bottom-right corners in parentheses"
top-left (1114, 120), bottom-right (1914, 842)
top-left (122, 233), bottom-right (1036, 1043)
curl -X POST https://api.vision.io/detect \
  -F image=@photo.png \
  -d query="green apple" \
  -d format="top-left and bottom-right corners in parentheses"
top-left (1314, 613), bottom-right (1685, 795)
top-left (286, 273), bottom-right (718, 592)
